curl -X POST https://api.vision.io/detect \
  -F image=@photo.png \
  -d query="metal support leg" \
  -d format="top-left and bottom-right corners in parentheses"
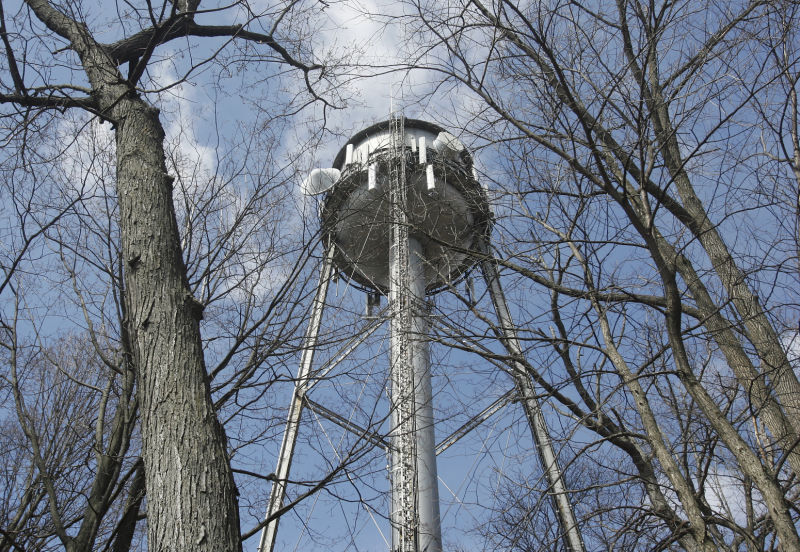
top-left (480, 248), bottom-right (586, 552)
top-left (258, 243), bottom-right (335, 552)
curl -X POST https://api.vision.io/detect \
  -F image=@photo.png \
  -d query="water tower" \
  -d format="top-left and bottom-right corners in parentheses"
top-left (258, 117), bottom-right (585, 552)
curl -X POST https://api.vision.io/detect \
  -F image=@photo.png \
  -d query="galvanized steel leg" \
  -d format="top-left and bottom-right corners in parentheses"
top-left (257, 243), bottom-right (335, 552)
top-left (480, 246), bottom-right (586, 552)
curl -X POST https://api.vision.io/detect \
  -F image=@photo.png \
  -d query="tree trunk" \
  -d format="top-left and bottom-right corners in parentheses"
top-left (115, 98), bottom-right (242, 551)
top-left (20, 2), bottom-right (244, 549)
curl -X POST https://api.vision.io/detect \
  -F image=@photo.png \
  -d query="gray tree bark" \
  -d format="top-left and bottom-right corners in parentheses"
top-left (116, 98), bottom-right (242, 552)
top-left (21, 1), bottom-right (243, 549)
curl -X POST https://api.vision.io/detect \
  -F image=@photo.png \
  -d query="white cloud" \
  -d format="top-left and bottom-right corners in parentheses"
top-left (704, 466), bottom-right (756, 525)
top-left (55, 115), bottom-right (116, 197)
top-left (783, 330), bottom-right (800, 366)
top-left (147, 56), bottom-right (218, 183)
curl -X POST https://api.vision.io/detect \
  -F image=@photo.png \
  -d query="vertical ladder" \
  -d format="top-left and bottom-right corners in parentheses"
top-left (388, 114), bottom-right (420, 552)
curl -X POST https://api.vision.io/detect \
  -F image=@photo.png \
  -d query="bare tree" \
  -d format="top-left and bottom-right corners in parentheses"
top-left (390, 0), bottom-right (800, 549)
top-left (0, 0), bottom-right (347, 550)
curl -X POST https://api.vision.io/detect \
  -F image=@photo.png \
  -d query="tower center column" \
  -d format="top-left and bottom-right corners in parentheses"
top-left (388, 115), bottom-right (441, 552)
top-left (389, 236), bottom-right (442, 552)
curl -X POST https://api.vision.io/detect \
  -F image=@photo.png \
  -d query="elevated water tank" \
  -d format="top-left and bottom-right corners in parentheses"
top-left (320, 119), bottom-right (492, 293)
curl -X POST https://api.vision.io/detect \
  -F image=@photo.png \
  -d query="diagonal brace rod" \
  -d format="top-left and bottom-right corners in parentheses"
top-left (435, 389), bottom-right (516, 456)
top-left (304, 396), bottom-right (392, 451)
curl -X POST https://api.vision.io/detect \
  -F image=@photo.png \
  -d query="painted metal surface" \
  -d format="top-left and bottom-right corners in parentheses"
top-left (265, 117), bottom-right (584, 552)
top-left (481, 249), bottom-right (586, 552)
top-left (387, 116), bottom-right (441, 552)
top-left (258, 244), bottom-right (334, 552)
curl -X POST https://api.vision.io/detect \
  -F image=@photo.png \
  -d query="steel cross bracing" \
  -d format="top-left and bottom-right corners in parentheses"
top-left (434, 389), bottom-right (516, 456)
top-left (304, 397), bottom-right (392, 450)
top-left (259, 117), bottom-right (586, 552)
top-left (257, 247), bottom-right (587, 552)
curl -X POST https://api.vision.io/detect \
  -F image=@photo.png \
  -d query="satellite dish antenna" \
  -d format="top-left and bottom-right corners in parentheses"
top-left (432, 131), bottom-right (465, 157)
top-left (301, 168), bottom-right (340, 196)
